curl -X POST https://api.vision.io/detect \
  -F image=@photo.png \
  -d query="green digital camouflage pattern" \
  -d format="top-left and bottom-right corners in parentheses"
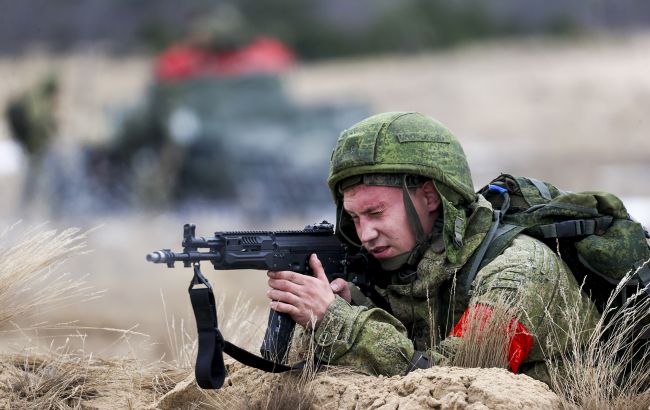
top-left (311, 195), bottom-right (489, 373)
top-left (312, 296), bottom-right (414, 375)
top-left (482, 174), bottom-right (650, 280)
top-left (467, 234), bottom-right (600, 380)
top-left (576, 218), bottom-right (650, 279)
top-left (310, 195), bottom-right (601, 382)
top-left (328, 112), bottom-right (474, 204)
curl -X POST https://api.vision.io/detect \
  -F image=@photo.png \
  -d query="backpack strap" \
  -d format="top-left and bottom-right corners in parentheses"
top-left (481, 223), bottom-right (526, 267)
top-left (464, 185), bottom-right (522, 294)
top-left (463, 209), bottom-right (501, 293)
top-left (538, 216), bottom-right (614, 238)
top-left (524, 176), bottom-right (552, 200)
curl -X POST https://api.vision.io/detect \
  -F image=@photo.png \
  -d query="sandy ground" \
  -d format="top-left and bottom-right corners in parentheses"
top-left (1, 32), bottom-right (650, 407)
top-left (151, 360), bottom-right (560, 410)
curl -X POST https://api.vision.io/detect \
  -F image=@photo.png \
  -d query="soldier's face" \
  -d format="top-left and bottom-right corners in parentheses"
top-left (342, 182), bottom-right (440, 261)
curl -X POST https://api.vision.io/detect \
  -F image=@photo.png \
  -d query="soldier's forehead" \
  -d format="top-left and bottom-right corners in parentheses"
top-left (342, 184), bottom-right (401, 209)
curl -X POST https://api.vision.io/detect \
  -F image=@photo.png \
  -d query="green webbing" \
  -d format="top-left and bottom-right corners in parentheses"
top-left (463, 189), bottom-right (514, 295)
top-left (481, 224), bottom-right (526, 268)
top-left (525, 177), bottom-right (552, 200)
top-left (464, 210), bottom-right (501, 293)
top-left (545, 202), bottom-right (600, 216)
top-left (538, 216), bottom-right (613, 238)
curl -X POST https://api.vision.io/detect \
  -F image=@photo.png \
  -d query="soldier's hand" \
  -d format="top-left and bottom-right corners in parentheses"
top-left (267, 253), bottom-right (334, 329)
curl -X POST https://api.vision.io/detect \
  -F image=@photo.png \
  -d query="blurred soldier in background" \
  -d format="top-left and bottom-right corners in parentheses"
top-left (5, 74), bottom-right (60, 207)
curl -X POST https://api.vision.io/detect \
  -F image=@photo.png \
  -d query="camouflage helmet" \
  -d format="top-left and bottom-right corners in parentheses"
top-left (328, 112), bottom-right (477, 265)
top-left (328, 112), bottom-right (474, 204)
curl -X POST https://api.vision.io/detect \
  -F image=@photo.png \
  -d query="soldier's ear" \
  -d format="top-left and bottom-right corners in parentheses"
top-left (421, 181), bottom-right (441, 212)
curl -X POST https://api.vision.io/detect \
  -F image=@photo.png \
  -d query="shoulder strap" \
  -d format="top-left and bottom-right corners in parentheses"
top-left (464, 185), bottom-right (518, 293)
top-left (188, 265), bottom-right (304, 389)
top-left (463, 209), bottom-right (501, 293)
top-left (464, 221), bottom-right (524, 295)
top-left (524, 176), bottom-right (552, 200)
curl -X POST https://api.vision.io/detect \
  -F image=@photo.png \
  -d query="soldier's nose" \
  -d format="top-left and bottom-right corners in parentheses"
top-left (358, 222), bottom-right (378, 243)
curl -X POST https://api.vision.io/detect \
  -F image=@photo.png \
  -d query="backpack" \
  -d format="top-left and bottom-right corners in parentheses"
top-left (466, 174), bottom-right (650, 337)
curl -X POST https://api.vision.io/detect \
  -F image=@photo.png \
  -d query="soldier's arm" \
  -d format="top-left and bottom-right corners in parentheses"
top-left (311, 295), bottom-right (414, 376)
top-left (269, 256), bottom-right (414, 375)
top-left (430, 235), bottom-right (600, 374)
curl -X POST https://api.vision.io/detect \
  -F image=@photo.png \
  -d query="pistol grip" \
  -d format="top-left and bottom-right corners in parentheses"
top-left (260, 309), bottom-right (295, 364)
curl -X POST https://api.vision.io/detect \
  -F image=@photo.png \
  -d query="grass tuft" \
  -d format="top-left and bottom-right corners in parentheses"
top-left (448, 298), bottom-right (520, 370)
top-left (0, 223), bottom-right (99, 330)
top-left (2, 348), bottom-right (105, 409)
top-left (544, 263), bottom-right (650, 410)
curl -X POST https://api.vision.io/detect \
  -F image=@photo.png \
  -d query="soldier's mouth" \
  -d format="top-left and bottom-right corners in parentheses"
top-left (370, 246), bottom-right (390, 258)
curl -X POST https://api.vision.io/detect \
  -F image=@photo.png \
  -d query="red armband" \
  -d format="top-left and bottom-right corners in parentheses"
top-left (450, 304), bottom-right (533, 374)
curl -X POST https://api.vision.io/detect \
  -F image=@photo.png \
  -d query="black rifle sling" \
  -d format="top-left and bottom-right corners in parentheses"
top-left (188, 265), bottom-right (303, 389)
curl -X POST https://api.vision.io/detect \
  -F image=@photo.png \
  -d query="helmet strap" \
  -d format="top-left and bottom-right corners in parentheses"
top-left (336, 202), bottom-right (362, 248)
top-left (401, 174), bottom-right (429, 266)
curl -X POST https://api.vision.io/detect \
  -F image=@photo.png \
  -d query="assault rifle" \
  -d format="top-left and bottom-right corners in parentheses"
top-left (146, 221), bottom-right (367, 389)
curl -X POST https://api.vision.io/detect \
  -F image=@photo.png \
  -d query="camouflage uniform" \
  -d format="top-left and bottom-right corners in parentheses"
top-left (309, 112), bottom-right (600, 382)
top-left (5, 74), bottom-right (59, 206)
top-left (5, 75), bottom-right (58, 156)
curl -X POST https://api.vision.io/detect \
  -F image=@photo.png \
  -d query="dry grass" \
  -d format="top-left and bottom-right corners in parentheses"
top-left (543, 265), bottom-right (650, 410)
top-left (150, 290), bottom-right (304, 409)
top-left (1, 350), bottom-right (105, 409)
top-left (447, 300), bottom-right (519, 370)
top-left (201, 317), bottom-right (321, 410)
top-left (0, 221), bottom-right (183, 408)
top-left (0, 223), bottom-right (101, 330)
top-left (0, 344), bottom-right (190, 409)
top-left (160, 290), bottom-right (266, 371)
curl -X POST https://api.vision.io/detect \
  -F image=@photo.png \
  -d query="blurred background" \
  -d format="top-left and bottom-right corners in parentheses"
top-left (1, 0), bottom-right (649, 361)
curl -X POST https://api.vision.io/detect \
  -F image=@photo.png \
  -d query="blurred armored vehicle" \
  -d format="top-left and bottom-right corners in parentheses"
top-left (83, 72), bottom-right (368, 217)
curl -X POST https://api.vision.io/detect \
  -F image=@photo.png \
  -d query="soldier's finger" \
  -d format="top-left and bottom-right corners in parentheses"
top-left (269, 270), bottom-right (306, 285)
top-left (268, 278), bottom-right (302, 295)
top-left (270, 300), bottom-right (299, 317)
top-left (309, 254), bottom-right (327, 282)
top-left (267, 289), bottom-right (301, 306)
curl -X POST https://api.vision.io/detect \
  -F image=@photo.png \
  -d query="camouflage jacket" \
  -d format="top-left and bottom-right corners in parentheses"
top-left (6, 87), bottom-right (57, 155)
top-left (309, 195), bottom-right (600, 381)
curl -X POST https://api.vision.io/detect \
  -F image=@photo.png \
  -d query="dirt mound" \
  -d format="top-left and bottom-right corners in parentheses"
top-left (153, 359), bottom-right (559, 409)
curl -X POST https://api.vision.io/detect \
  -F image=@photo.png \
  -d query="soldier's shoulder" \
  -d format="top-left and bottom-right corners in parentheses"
top-left (486, 233), bottom-right (565, 275)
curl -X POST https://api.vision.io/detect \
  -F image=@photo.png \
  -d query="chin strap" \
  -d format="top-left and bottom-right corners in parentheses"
top-left (402, 175), bottom-right (430, 266)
